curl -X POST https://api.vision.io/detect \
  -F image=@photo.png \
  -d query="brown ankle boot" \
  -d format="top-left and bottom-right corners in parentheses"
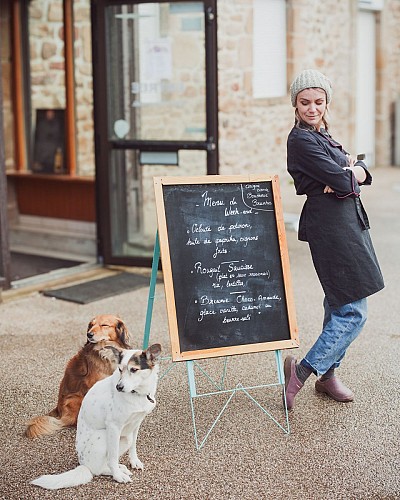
top-left (283, 355), bottom-right (304, 410)
top-left (315, 376), bottom-right (354, 402)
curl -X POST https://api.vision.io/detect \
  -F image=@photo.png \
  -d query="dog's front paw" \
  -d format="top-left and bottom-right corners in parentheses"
top-left (130, 457), bottom-right (144, 470)
top-left (112, 470), bottom-right (132, 484)
top-left (118, 464), bottom-right (133, 476)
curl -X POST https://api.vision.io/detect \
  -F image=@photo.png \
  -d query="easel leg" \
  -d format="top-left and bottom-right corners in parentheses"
top-left (186, 361), bottom-right (200, 449)
top-left (275, 349), bottom-right (290, 434)
top-left (142, 232), bottom-right (174, 380)
top-left (143, 231), bottom-right (160, 350)
top-left (275, 349), bottom-right (284, 385)
top-left (187, 360), bottom-right (237, 450)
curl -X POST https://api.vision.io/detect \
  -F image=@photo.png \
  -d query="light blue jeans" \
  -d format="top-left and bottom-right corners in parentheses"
top-left (301, 297), bottom-right (368, 376)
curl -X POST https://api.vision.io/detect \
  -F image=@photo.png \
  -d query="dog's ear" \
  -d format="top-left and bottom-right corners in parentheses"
top-left (85, 319), bottom-right (95, 344)
top-left (116, 320), bottom-right (131, 349)
top-left (101, 345), bottom-right (124, 365)
top-left (146, 343), bottom-right (162, 362)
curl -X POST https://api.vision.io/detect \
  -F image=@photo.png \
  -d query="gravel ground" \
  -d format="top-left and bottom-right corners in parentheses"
top-left (0, 168), bottom-right (399, 500)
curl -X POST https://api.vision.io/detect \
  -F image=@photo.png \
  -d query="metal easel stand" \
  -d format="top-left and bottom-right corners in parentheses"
top-left (142, 231), bottom-right (160, 351)
top-left (142, 231), bottom-right (175, 381)
top-left (187, 351), bottom-right (290, 450)
top-left (142, 232), bottom-right (291, 449)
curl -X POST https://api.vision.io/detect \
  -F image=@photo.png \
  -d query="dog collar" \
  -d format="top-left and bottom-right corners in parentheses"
top-left (130, 389), bottom-right (155, 404)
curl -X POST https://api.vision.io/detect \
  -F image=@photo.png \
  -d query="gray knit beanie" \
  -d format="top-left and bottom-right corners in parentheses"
top-left (290, 69), bottom-right (332, 107)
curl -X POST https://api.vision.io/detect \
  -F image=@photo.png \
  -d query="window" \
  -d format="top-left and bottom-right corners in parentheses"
top-left (252, 0), bottom-right (287, 99)
top-left (0, 2), bottom-right (15, 170)
top-left (6, 0), bottom-right (95, 176)
top-left (29, 0), bottom-right (67, 173)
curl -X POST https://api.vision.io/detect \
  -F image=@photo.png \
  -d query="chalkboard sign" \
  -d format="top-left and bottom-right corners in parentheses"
top-left (154, 175), bottom-right (299, 361)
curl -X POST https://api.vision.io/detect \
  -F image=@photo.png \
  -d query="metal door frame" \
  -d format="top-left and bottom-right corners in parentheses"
top-left (0, 51), bottom-right (11, 290)
top-left (91, 0), bottom-right (219, 267)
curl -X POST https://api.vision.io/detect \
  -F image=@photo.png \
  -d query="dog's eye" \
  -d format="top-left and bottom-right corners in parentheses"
top-left (130, 367), bottom-right (138, 373)
top-left (118, 367), bottom-right (122, 373)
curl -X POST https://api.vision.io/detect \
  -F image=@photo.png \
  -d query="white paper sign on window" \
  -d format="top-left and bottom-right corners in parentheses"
top-left (143, 38), bottom-right (173, 81)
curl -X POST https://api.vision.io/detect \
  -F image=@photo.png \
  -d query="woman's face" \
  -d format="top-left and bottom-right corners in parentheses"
top-left (296, 88), bottom-right (327, 130)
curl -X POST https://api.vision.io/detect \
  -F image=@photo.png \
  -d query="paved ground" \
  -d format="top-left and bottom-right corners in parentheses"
top-left (0, 167), bottom-right (399, 500)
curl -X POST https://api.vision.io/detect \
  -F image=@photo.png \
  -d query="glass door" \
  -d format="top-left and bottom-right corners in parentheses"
top-left (92, 0), bottom-right (218, 266)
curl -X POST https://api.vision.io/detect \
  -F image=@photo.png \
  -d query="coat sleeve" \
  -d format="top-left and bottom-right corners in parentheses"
top-left (354, 160), bottom-right (372, 186)
top-left (288, 131), bottom-right (360, 197)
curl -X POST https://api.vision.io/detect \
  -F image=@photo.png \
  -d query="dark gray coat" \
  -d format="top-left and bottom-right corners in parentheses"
top-left (287, 125), bottom-right (384, 308)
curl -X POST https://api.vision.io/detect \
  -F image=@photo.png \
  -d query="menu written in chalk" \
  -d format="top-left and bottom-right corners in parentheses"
top-left (154, 175), bottom-right (298, 361)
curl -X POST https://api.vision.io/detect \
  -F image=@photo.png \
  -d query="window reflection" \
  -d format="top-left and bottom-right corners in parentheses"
top-left (0, 5), bottom-right (15, 170)
top-left (29, 0), bottom-right (66, 173)
top-left (106, 2), bottom-right (206, 142)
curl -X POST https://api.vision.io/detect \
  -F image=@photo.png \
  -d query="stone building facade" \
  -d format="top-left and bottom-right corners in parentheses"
top-left (218, 0), bottom-right (400, 177)
top-left (3, 0), bottom-right (399, 178)
top-left (1, 0), bottom-right (399, 277)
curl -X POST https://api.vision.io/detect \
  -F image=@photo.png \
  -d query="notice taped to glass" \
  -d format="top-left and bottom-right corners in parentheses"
top-left (154, 175), bottom-right (299, 361)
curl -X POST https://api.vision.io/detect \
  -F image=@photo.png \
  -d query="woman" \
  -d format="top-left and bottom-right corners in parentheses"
top-left (285, 69), bottom-right (384, 410)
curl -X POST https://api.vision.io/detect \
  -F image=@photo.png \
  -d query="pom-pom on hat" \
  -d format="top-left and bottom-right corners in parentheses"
top-left (290, 69), bottom-right (332, 107)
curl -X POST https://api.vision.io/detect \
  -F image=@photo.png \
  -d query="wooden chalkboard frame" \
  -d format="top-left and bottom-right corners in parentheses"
top-left (154, 175), bottom-right (299, 361)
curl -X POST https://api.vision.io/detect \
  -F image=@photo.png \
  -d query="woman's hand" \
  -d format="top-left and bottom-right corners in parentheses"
top-left (347, 154), bottom-right (356, 167)
top-left (324, 185), bottom-right (334, 193)
top-left (345, 154), bottom-right (367, 182)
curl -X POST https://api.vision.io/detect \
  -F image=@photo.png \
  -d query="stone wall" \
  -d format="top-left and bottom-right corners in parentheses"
top-left (72, 0), bottom-right (95, 175)
top-left (217, 0), bottom-right (356, 179)
top-left (29, 1), bottom-right (66, 110)
top-left (218, 0), bottom-right (400, 177)
top-left (377, 0), bottom-right (400, 166)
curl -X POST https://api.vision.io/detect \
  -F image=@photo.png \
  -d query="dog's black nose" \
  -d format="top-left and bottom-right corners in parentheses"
top-left (116, 384), bottom-right (123, 392)
top-left (87, 332), bottom-right (94, 338)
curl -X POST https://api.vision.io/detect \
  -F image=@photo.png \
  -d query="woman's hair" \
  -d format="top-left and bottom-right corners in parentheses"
top-left (294, 108), bottom-right (329, 132)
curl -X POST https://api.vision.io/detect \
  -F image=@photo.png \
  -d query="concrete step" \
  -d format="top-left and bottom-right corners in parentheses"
top-left (9, 215), bottom-right (97, 261)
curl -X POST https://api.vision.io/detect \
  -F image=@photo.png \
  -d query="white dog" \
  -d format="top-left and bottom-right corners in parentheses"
top-left (31, 344), bottom-right (161, 490)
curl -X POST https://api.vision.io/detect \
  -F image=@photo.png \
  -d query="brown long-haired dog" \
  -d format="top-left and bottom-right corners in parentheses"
top-left (25, 314), bottom-right (131, 438)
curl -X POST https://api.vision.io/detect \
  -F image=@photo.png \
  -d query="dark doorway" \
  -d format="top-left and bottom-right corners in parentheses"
top-left (10, 252), bottom-right (83, 281)
top-left (91, 0), bottom-right (219, 268)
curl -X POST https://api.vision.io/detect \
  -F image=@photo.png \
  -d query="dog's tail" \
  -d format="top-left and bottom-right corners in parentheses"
top-left (25, 413), bottom-right (70, 438)
top-left (31, 465), bottom-right (93, 490)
